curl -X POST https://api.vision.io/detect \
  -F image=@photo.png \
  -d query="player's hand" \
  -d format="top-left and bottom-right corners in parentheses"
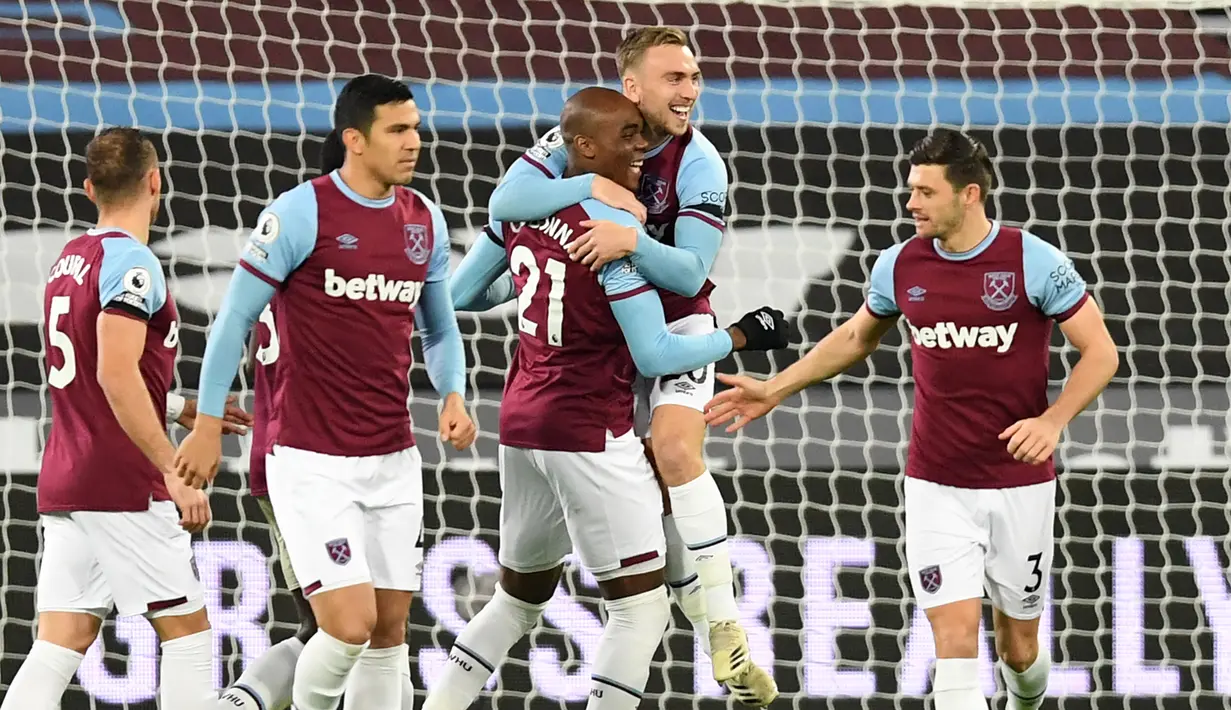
top-left (439, 393), bottom-right (476, 451)
top-left (173, 422), bottom-right (223, 489)
top-left (704, 373), bottom-right (783, 433)
top-left (176, 395), bottom-right (252, 436)
top-left (590, 175), bottom-right (647, 223)
top-left (999, 416), bottom-right (1063, 464)
top-left (165, 474), bottom-right (212, 533)
top-left (568, 220), bottom-right (638, 271)
top-left (728, 307), bottom-right (789, 351)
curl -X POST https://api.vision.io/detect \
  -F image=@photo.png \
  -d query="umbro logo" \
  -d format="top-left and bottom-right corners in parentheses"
top-left (756, 312), bottom-right (774, 330)
top-left (336, 233), bottom-right (359, 250)
top-left (907, 285), bottom-right (926, 302)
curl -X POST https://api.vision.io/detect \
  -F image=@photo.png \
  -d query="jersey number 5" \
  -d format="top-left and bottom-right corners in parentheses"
top-left (510, 245), bottom-right (565, 347)
top-left (47, 296), bottom-right (78, 389)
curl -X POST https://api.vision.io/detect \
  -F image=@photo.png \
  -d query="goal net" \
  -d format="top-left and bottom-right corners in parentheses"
top-left (3, 1), bottom-right (1231, 708)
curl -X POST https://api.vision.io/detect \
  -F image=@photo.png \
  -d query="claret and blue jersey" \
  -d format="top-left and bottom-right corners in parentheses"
top-left (865, 222), bottom-right (1090, 489)
top-left (197, 170), bottom-right (466, 457)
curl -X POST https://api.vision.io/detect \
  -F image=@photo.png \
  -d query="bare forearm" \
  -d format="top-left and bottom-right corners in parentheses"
top-left (1042, 347), bottom-right (1118, 427)
top-left (766, 326), bottom-right (874, 402)
top-left (100, 368), bottom-right (177, 474)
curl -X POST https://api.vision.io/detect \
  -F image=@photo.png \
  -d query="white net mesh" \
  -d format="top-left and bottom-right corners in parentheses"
top-left (4, 1), bottom-right (1231, 708)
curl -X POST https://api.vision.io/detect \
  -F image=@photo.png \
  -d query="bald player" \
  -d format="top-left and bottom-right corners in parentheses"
top-left (2, 128), bottom-right (216, 710)
top-left (430, 88), bottom-right (787, 710)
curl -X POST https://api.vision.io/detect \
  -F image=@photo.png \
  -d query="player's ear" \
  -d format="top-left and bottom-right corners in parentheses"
top-left (342, 126), bottom-right (365, 156)
top-left (148, 168), bottom-right (162, 198)
top-left (573, 134), bottom-right (598, 160)
top-left (83, 178), bottom-right (97, 205)
top-left (622, 74), bottom-right (639, 102)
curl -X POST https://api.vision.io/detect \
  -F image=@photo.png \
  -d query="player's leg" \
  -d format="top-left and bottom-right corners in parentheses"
top-left (551, 434), bottom-right (674, 710)
top-left (267, 445), bottom-right (376, 710)
top-left (78, 501), bottom-right (215, 710)
top-left (422, 444), bottom-right (570, 710)
top-left (1, 514), bottom-right (106, 710)
top-left (648, 315), bottom-right (752, 683)
top-left (985, 480), bottom-right (1057, 710)
top-left (218, 493), bottom-right (316, 710)
top-left (345, 446), bottom-right (427, 710)
top-left (904, 478), bottom-right (990, 710)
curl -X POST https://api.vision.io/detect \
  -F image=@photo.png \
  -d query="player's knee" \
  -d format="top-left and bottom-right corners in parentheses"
top-left (996, 631), bottom-right (1039, 672)
top-left (927, 602), bottom-right (982, 658)
top-left (651, 435), bottom-right (704, 486)
top-left (36, 611), bottom-right (103, 655)
top-left (315, 602), bottom-right (377, 646)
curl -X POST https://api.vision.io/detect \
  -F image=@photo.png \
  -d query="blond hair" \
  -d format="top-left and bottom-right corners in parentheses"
top-left (616, 26), bottom-right (690, 75)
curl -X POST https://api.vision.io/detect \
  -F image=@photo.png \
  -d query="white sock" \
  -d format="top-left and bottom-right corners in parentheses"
top-left (933, 658), bottom-right (989, 710)
top-left (664, 514), bottom-right (710, 657)
top-left (0, 639), bottom-right (83, 710)
top-left (292, 630), bottom-right (367, 710)
top-left (219, 636), bottom-right (304, 709)
top-left (586, 586), bottom-right (671, 710)
top-left (399, 644), bottom-right (416, 709)
top-left (161, 629), bottom-right (218, 710)
top-left (344, 645), bottom-right (404, 709)
top-left (1001, 650), bottom-right (1049, 710)
top-left (667, 471), bottom-right (739, 623)
top-left (421, 584), bottom-right (548, 710)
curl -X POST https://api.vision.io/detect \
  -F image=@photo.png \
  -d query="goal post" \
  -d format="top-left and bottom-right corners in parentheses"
top-left (2, 1), bottom-right (1231, 708)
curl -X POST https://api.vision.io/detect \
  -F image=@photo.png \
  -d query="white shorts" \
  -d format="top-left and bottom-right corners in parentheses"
top-left (498, 431), bottom-right (666, 581)
top-left (905, 477), bottom-right (1056, 620)
top-left (266, 444), bottom-right (425, 596)
top-left (37, 500), bottom-right (204, 619)
top-left (635, 313), bottom-right (718, 434)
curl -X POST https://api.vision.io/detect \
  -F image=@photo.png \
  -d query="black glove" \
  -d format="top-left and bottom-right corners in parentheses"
top-left (731, 307), bottom-right (789, 351)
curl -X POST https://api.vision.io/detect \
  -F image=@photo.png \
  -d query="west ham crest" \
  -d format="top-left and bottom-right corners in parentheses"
top-left (325, 538), bottom-right (352, 566)
top-left (981, 271), bottom-right (1017, 312)
top-left (918, 565), bottom-right (943, 594)
top-left (639, 174), bottom-right (671, 215)
top-left (404, 224), bottom-right (431, 265)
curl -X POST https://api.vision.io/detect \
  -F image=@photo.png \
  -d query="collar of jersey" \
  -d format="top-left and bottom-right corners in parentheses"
top-left (644, 136), bottom-right (674, 160)
top-left (86, 226), bottom-right (139, 241)
top-left (329, 170), bottom-right (396, 209)
top-left (931, 220), bottom-right (1002, 262)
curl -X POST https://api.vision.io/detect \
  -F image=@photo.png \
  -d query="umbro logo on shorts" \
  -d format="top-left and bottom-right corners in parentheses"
top-left (325, 537), bottom-right (352, 565)
top-left (919, 564), bottom-right (942, 594)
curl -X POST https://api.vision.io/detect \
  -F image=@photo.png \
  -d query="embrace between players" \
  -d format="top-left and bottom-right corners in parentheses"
top-left (4, 24), bottom-right (1119, 710)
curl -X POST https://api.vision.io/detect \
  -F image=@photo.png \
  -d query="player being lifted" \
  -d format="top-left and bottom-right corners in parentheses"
top-left (705, 129), bottom-right (1120, 710)
top-left (429, 87), bottom-right (788, 710)
top-left (484, 26), bottom-right (776, 701)
top-left (176, 75), bottom-right (475, 710)
top-left (1, 128), bottom-right (218, 710)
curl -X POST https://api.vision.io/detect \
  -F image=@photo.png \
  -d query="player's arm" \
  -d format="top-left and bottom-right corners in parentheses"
top-left (95, 244), bottom-right (177, 473)
top-left (488, 127), bottom-right (646, 222)
top-left (704, 246), bottom-right (902, 431)
top-left (569, 145), bottom-right (727, 296)
top-left (175, 186), bottom-right (316, 486)
top-left (1001, 236), bottom-right (1118, 463)
top-left (449, 222), bottom-right (515, 311)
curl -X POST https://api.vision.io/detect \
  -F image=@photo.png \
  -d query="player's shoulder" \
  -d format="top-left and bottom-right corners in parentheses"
top-left (680, 129), bottom-right (725, 171)
top-left (578, 198), bottom-right (641, 229)
top-left (98, 233), bottom-right (162, 275)
top-left (404, 186), bottom-right (445, 221)
top-left (874, 237), bottom-right (917, 268)
top-left (1015, 225), bottom-right (1067, 258)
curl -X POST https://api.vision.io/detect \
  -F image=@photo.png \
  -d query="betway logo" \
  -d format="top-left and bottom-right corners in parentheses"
top-left (324, 268), bottom-right (423, 306)
top-left (908, 322), bottom-right (1018, 353)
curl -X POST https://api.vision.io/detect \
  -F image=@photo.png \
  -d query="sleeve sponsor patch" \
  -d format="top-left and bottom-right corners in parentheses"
top-left (113, 291), bottom-right (146, 308)
top-left (122, 266), bottom-right (153, 297)
top-left (526, 126), bottom-right (564, 162)
top-left (251, 212), bottom-right (281, 245)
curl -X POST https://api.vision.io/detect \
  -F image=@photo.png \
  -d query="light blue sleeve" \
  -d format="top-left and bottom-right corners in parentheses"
top-left (197, 268), bottom-right (277, 418)
top-left (1022, 231), bottom-right (1089, 318)
top-left (676, 135), bottom-right (730, 215)
top-left (415, 280), bottom-right (466, 398)
top-left (450, 224), bottom-right (513, 312)
top-left (580, 198), bottom-right (716, 298)
top-left (866, 243), bottom-right (904, 317)
top-left (239, 181), bottom-right (319, 284)
top-left (606, 286), bottom-right (735, 379)
top-left (488, 126), bottom-right (596, 222)
top-left (98, 238), bottom-right (167, 316)
top-left (422, 194), bottom-right (453, 283)
top-left (597, 256), bottom-right (651, 297)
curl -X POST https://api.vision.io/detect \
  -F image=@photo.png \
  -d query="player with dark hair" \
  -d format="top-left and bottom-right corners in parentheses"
top-left (319, 127), bottom-right (346, 174)
top-left (482, 26), bottom-right (778, 705)
top-left (429, 86), bottom-right (788, 710)
top-left (2, 128), bottom-right (218, 710)
top-left (176, 74), bottom-right (474, 710)
top-left (705, 127), bottom-right (1120, 710)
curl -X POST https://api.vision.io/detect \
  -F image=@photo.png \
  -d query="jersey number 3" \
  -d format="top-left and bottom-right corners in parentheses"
top-left (511, 245), bottom-right (565, 347)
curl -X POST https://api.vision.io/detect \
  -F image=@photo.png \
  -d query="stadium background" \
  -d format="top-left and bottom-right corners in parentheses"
top-left (4, 1), bottom-right (1231, 708)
